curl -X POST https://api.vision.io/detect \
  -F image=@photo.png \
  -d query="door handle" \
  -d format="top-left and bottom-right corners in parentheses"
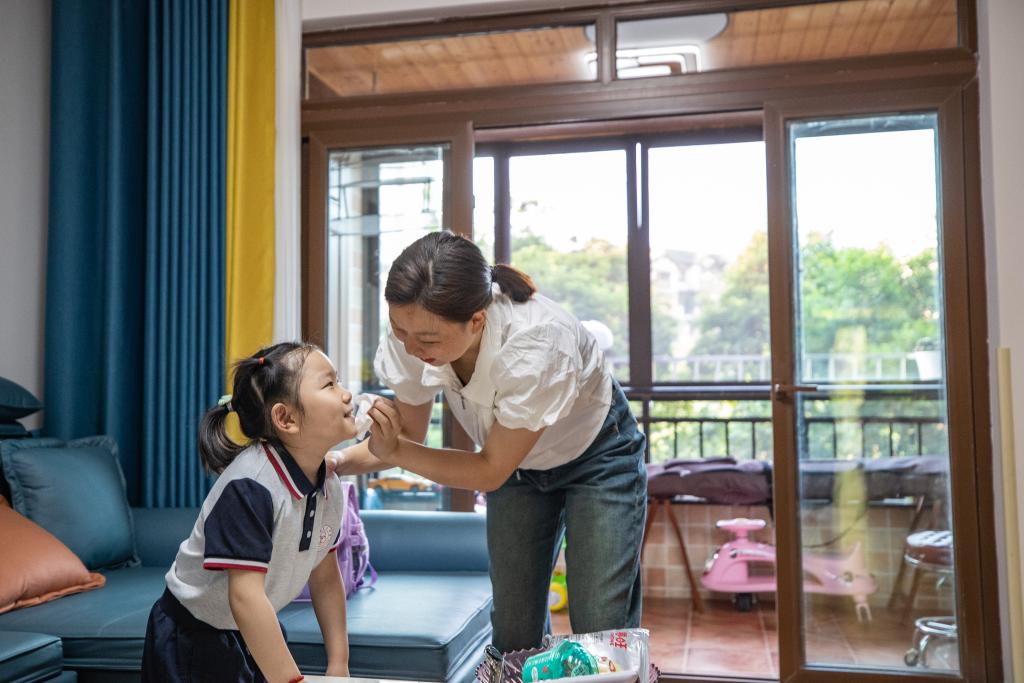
top-left (771, 382), bottom-right (818, 400)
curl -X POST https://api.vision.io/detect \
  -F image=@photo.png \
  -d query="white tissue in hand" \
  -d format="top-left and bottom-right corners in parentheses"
top-left (352, 393), bottom-right (377, 439)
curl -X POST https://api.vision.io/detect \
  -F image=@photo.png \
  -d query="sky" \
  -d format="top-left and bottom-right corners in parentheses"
top-left (470, 127), bottom-right (939, 264)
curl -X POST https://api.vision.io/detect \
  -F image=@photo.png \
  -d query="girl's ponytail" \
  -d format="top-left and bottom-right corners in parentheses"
top-left (198, 402), bottom-right (243, 474)
top-left (197, 341), bottom-right (318, 473)
top-left (491, 263), bottom-right (537, 303)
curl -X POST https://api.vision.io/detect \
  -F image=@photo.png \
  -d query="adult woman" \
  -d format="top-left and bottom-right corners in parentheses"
top-left (337, 231), bottom-right (647, 653)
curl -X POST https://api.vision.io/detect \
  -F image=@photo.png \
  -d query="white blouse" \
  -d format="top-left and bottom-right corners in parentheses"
top-left (374, 289), bottom-right (613, 470)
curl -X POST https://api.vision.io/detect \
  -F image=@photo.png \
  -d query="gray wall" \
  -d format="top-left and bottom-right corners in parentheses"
top-left (0, 0), bottom-right (50, 430)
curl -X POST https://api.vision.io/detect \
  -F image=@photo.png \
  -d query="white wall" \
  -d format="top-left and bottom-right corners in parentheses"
top-left (0, 0), bottom-right (50, 430)
top-left (979, 0), bottom-right (1024, 677)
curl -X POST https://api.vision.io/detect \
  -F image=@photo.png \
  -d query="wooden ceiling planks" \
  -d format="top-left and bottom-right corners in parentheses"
top-left (305, 0), bottom-right (958, 98)
top-left (306, 26), bottom-right (594, 96)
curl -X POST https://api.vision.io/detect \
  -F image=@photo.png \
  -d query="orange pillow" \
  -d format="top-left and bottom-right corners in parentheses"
top-left (0, 498), bottom-right (105, 614)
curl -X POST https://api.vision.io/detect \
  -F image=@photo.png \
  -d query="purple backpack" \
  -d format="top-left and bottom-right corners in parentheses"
top-left (295, 480), bottom-right (375, 600)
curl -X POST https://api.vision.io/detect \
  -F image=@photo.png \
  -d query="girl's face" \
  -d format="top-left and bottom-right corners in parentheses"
top-left (389, 304), bottom-right (485, 367)
top-left (294, 350), bottom-right (356, 446)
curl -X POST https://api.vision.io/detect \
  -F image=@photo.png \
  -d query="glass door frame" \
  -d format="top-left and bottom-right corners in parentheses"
top-left (303, 121), bottom-right (475, 345)
top-left (303, 120), bottom-right (478, 511)
top-left (765, 85), bottom-right (995, 682)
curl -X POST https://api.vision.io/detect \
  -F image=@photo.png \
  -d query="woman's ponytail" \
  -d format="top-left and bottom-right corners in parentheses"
top-left (490, 263), bottom-right (537, 303)
top-left (198, 403), bottom-right (243, 474)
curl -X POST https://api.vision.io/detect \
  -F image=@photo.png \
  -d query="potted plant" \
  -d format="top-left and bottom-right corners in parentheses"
top-left (911, 337), bottom-right (942, 380)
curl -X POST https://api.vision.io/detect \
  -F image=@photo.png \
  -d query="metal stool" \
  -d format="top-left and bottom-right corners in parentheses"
top-left (904, 616), bottom-right (958, 669)
top-left (888, 529), bottom-right (954, 624)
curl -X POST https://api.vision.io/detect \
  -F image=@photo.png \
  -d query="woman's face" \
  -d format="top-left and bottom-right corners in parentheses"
top-left (389, 304), bottom-right (484, 366)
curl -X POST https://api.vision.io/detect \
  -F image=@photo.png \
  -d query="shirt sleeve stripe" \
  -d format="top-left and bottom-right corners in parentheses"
top-left (203, 558), bottom-right (269, 572)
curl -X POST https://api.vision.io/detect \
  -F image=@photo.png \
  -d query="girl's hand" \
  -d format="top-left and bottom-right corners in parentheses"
top-left (367, 397), bottom-right (402, 462)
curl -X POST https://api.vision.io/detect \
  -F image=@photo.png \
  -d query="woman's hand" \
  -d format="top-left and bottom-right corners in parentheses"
top-left (326, 661), bottom-right (351, 677)
top-left (367, 397), bottom-right (403, 462)
top-left (324, 450), bottom-right (344, 475)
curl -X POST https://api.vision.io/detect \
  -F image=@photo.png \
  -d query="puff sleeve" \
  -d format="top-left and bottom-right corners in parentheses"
top-left (373, 327), bottom-right (443, 405)
top-left (491, 323), bottom-right (581, 432)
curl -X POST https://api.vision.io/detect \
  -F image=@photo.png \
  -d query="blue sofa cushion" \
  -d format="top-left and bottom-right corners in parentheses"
top-left (0, 437), bottom-right (138, 570)
top-left (0, 566), bottom-right (493, 682)
top-left (0, 377), bottom-right (43, 421)
top-left (0, 568), bottom-right (165, 672)
top-left (363, 511), bottom-right (490, 573)
top-left (0, 630), bottom-right (63, 683)
top-left (0, 421), bottom-right (29, 438)
top-left (281, 572), bottom-right (493, 681)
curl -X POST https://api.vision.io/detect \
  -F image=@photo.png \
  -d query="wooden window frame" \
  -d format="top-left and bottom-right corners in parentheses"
top-left (301, 1), bottom-right (999, 680)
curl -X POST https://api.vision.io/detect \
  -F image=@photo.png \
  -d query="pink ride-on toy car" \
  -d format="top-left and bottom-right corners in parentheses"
top-left (701, 518), bottom-right (877, 621)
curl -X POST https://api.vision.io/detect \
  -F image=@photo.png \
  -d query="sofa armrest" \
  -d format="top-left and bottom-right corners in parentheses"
top-left (131, 507), bottom-right (200, 567)
top-left (362, 510), bottom-right (488, 573)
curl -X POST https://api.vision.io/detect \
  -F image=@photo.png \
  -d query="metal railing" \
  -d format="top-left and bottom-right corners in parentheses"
top-left (635, 412), bottom-right (946, 462)
top-left (608, 352), bottom-right (936, 383)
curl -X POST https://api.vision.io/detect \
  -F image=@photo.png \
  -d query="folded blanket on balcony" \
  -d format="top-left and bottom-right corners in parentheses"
top-left (646, 455), bottom-right (948, 505)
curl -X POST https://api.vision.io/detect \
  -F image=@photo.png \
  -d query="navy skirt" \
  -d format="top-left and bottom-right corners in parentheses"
top-left (141, 588), bottom-right (283, 682)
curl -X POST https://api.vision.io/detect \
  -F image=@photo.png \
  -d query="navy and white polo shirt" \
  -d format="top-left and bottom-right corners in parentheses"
top-left (165, 441), bottom-right (345, 630)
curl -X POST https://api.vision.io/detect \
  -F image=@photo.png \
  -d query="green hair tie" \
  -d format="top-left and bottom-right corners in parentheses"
top-left (218, 394), bottom-right (233, 412)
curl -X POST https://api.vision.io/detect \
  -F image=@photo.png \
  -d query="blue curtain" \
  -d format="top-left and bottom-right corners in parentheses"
top-left (45, 0), bottom-right (227, 507)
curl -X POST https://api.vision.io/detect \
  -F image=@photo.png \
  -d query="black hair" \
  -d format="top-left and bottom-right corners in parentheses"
top-left (198, 341), bottom-right (318, 474)
top-left (384, 230), bottom-right (536, 322)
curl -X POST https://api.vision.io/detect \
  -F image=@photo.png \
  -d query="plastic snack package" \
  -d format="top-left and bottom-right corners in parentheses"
top-left (352, 393), bottom-right (378, 440)
top-left (546, 629), bottom-right (650, 683)
top-left (523, 640), bottom-right (599, 681)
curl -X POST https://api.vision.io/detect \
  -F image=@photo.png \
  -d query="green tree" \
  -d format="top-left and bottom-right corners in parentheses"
top-left (690, 232), bottom-right (771, 356)
top-left (509, 230), bottom-right (677, 365)
top-left (692, 232), bottom-right (940, 360)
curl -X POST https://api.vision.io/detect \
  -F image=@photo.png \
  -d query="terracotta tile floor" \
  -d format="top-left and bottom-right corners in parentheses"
top-left (550, 598), bottom-right (957, 678)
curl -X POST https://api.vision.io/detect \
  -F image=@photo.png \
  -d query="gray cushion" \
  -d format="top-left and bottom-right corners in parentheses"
top-left (0, 630), bottom-right (63, 683)
top-left (0, 437), bottom-right (138, 570)
top-left (0, 377), bottom-right (42, 421)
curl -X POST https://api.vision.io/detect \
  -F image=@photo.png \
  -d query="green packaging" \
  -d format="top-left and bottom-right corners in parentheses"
top-left (522, 640), bottom-right (599, 681)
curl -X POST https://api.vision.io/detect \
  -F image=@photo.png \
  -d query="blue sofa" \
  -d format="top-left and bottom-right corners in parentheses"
top-left (0, 507), bottom-right (493, 683)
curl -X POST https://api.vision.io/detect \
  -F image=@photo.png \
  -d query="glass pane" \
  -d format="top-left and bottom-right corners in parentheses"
top-left (636, 396), bottom-right (776, 678)
top-left (473, 156), bottom-right (495, 259)
top-left (508, 150), bottom-right (629, 382)
top-left (648, 141), bottom-right (769, 383)
top-left (306, 25), bottom-right (596, 98)
top-left (326, 144), bottom-right (448, 511)
top-left (790, 114), bottom-right (957, 673)
top-left (616, 0), bottom-right (958, 79)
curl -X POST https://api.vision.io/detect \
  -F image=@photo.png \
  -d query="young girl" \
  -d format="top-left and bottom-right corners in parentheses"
top-left (142, 342), bottom-right (357, 683)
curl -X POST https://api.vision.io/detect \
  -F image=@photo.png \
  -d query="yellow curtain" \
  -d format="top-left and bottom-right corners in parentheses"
top-left (226, 0), bottom-right (275, 387)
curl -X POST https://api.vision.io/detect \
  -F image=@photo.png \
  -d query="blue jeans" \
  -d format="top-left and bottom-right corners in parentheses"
top-left (486, 383), bottom-right (647, 652)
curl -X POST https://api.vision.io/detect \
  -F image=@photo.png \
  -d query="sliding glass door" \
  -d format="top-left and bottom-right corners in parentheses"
top-left (767, 95), bottom-right (986, 681)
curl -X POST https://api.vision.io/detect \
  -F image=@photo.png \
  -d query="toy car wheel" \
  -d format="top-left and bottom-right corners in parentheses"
top-left (549, 582), bottom-right (568, 612)
top-left (904, 649), bottom-right (920, 667)
top-left (734, 593), bottom-right (754, 612)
